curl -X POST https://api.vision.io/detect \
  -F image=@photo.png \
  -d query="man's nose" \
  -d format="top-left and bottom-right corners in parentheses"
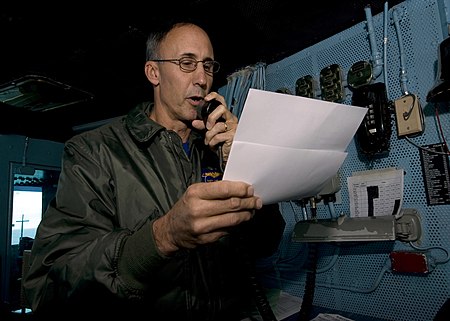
top-left (193, 64), bottom-right (209, 87)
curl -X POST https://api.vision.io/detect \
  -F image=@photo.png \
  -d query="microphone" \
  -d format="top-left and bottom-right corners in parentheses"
top-left (201, 99), bottom-right (226, 171)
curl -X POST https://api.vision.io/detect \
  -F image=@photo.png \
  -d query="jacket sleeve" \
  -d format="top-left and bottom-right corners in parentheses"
top-left (22, 136), bottom-right (167, 313)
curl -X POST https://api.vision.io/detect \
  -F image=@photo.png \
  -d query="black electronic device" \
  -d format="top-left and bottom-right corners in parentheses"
top-left (295, 75), bottom-right (316, 98)
top-left (201, 99), bottom-right (223, 125)
top-left (200, 99), bottom-right (226, 176)
top-left (319, 64), bottom-right (345, 102)
top-left (427, 37), bottom-right (450, 102)
top-left (352, 82), bottom-right (392, 156)
top-left (347, 60), bottom-right (373, 89)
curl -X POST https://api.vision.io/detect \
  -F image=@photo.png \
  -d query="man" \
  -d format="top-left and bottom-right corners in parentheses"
top-left (24, 21), bottom-right (285, 321)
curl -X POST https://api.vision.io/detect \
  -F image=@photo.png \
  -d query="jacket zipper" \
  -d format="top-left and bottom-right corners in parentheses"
top-left (166, 131), bottom-right (189, 189)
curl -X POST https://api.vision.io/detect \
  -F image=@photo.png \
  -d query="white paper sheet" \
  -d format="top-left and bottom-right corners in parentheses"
top-left (311, 314), bottom-right (355, 321)
top-left (347, 167), bottom-right (404, 218)
top-left (223, 88), bottom-right (367, 204)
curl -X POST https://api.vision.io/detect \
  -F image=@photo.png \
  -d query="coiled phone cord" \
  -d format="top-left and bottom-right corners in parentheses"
top-left (297, 242), bottom-right (318, 321)
top-left (238, 231), bottom-right (277, 321)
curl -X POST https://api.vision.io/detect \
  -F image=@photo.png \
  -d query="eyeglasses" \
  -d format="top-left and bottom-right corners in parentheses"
top-left (150, 57), bottom-right (220, 74)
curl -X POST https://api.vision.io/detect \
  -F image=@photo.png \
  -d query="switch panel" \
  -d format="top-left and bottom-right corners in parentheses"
top-left (319, 64), bottom-right (345, 102)
top-left (295, 75), bottom-right (316, 98)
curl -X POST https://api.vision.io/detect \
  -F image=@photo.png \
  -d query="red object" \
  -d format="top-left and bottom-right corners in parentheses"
top-left (390, 251), bottom-right (429, 274)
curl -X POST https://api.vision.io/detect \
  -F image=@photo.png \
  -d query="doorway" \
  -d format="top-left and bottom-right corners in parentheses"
top-left (6, 162), bottom-right (60, 313)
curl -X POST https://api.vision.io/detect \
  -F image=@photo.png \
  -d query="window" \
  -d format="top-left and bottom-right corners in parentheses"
top-left (11, 185), bottom-right (43, 245)
top-left (6, 164), bottom-right (60, 311)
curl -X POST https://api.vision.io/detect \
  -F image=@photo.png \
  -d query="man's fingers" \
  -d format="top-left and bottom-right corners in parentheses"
top-left (188, 180), bottom-right (255, 200)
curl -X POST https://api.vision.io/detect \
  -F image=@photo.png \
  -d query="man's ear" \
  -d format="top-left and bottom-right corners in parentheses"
top-left (145, 61), bottom-right (159, 85)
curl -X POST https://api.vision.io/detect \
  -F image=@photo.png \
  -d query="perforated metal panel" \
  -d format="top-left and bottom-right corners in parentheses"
top-left (259, 1), bottom-right (450, 320)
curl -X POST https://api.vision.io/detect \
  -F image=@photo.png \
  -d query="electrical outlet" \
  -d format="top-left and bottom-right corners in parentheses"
top-left (394, 94), bottom-right (424, 137)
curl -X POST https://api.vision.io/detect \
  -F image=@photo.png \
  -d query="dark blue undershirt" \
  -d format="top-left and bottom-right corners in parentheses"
top-left (183, 142), bottom-right (190, 157)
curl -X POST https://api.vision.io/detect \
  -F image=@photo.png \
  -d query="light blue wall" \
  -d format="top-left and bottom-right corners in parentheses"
top-left (221, 1), bottom-right (450, 320)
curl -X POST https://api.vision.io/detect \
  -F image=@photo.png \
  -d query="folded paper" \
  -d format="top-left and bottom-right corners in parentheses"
top-left (223, 88), bottom-right (367, 204)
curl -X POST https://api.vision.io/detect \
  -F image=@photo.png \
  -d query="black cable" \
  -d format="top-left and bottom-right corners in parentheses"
top-left (237, 231), bottom-right (277, 321)
top-left (249, 271), bottom-right (277, 321)
top-left (297, 199), bottom-right (319, 321)
top-left (297, 242), bottom-right (319, 321)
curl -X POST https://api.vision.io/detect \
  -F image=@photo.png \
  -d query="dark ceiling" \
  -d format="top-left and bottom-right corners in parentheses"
top-left (0, 0), bottom-right (403, 142)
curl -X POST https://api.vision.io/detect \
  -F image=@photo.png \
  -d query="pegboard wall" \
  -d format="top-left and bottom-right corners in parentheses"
top-left (255, 1), bottom-right (450, 320)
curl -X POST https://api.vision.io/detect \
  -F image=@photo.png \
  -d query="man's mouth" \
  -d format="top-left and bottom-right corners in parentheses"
top-left (188, 96), bottom-right (204, 106)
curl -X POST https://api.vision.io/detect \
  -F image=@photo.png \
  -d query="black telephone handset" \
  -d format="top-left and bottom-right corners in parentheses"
top-left (201, 99), bottom-right (224, 125)
top-left (200, 99), bottom-right (226, 175)
top-left (352, 82), bottom-right (392, 156)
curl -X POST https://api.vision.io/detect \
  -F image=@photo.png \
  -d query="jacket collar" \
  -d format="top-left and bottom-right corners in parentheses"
top-left (125, 101), bottom-right (164, 143)
top-left (125, 101), bottom-right (203, 144)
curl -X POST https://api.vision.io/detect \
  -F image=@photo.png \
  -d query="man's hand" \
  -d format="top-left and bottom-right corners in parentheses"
top-left (191, 92), bottom-right (238, 162)
top-left (153, 181), bottom-right (262, 256)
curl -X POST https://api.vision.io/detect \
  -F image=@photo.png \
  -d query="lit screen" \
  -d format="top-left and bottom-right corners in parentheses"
top-left (11, 186), bottom-right (42, 245)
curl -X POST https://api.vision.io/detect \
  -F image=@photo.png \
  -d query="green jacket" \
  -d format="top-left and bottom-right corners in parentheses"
top-left (24, 102), bottom-right (285, 321)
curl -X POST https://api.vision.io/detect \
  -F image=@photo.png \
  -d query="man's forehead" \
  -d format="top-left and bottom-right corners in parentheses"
top-left (161, 25), bottom-right (212, 57)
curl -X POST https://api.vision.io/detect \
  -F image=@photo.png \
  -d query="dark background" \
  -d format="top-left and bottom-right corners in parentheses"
top-left (0, 0), bottom-right (403, 142)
